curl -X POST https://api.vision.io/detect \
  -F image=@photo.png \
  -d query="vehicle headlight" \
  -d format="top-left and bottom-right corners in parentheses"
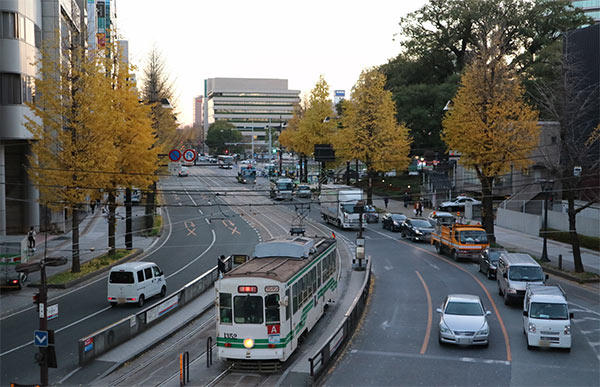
top-left (478, 328), bottom-right (489, 335)
top-left (439, 322), bottom-right (451, 334)
top-left (528, 322), bottom-right (536, 333)
top-left (564, 325), bottom-right (571, 335)
top-left (243, 338), bottom-right (255, 349)
top-left (393, 221), bottom-right (399, 226)
top-left (415, 230), bottom-right (423, 235)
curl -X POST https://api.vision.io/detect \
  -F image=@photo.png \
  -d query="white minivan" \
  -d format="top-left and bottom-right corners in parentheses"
top-left (523, 284), bottom-right (573, 351)
top-left (497, 253), bottom-right (547, 305)
top-left (107, 262), bottom-right (166, 307)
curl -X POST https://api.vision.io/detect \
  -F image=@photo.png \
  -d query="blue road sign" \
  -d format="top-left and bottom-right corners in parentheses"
top-left (169, 149), bottom-right (182, 162)
top-left (34, 330), bottom-right (48, 347)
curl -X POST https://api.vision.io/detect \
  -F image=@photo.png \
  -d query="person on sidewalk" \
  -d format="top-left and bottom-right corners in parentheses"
top-left (403, 192), bottom-right (411, 208)
top-left (27, 227), bottom-right (36, 249)
top-left (384, 197), bottom-right (389, 209)
top-left (90, 200), bottom-right (96, 214)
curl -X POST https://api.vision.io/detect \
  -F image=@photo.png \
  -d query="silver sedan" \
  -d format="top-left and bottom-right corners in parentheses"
top-left (437, 294), bottom-right (491, 346)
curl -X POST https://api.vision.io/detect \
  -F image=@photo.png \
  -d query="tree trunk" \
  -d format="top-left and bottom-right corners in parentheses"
top-left (145, 182), bottom-right (156, 233)
top-left (125, 188), bottom-right (132, 250)
top-left (366, 168), bottom-right (374, 206)
top-left (108, 190), bottom-right (116, 255)
top-left (480, 176), bottom-right (496, 244)
top-left (71, 206), bottom-right (81, 273)
top-left (566, 189), bottom-right (584, 272)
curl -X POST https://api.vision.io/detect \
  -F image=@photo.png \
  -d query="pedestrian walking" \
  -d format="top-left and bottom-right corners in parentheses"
top-left (90, 200), bottom-right (96, 214)
top-left (27, 227), bottom-right (36, 249)
top-left (403, 192), bottom-right (411, 208)
top-left (384, 197), bottom-right (389, 209)
top-left (416, 201), bottom-right (424, 217)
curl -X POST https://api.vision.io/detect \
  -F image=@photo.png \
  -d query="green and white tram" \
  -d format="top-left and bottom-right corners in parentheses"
top-left (215, 236), bottom-right (338, 362)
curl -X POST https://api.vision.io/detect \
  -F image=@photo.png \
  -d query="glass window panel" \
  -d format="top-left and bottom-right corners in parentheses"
top-left (234, 295), bottom-right (263, 324)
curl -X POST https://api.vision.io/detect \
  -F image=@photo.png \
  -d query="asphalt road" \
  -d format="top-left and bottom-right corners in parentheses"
top-left (323, 221), bottom-right (600, 386)
top-left (0, 167), bottom-right (259, 386)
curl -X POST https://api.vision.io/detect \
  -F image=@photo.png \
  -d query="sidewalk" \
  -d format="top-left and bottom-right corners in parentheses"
top-left (0, 205), bottom-right (158, 317)
top-left (373, 195), bottom-right (600, 275)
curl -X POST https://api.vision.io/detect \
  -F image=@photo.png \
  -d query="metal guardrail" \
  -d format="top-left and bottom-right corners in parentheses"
top-left (77, 258), bottom-right (232, 366)
top-left (308, 257), bottom-right (372, 382)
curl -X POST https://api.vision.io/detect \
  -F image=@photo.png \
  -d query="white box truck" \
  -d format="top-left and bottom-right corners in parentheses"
top-left (319, 185), bottom-right (365, 229)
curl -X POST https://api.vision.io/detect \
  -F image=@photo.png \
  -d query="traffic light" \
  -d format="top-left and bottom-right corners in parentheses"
top-left (272, 148), bottom-right (277, 154)
top-left (224, 149), bottom-right (229, 155)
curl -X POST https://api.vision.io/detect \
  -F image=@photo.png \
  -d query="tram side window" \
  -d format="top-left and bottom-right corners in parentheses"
top-left (265, 294), bottom-right (280, 323)
top-left (286, 289), bottom-right (291, 320)
top-left (293, 283), bottom-right (298, 313)
top-left (311, 268), bottom-right (317, 293)
top-left (317, 262), bottom-right (322, 287)
top-left (219, 293), bottom-right (232, 324)
top-left (234, 295), bottom-right (264, 324)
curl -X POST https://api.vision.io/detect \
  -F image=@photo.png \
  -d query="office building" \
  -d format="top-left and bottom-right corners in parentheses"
top-left (0, 0), bottom-right (86, 235)
top-left (204, 78), bottom-right (300, 156)
top-left (193, 95), bottom-right (203, 127)
top-left (571, 0), bottom-right (600, 23)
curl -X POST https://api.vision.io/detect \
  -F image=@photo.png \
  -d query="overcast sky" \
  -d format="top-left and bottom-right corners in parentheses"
top-left (115, 0), bottom-right (427, 126)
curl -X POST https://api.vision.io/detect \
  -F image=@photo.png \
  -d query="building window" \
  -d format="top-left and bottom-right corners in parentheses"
top-left (1, 12), bottom-right (17, 38)
top-left (551, 136), bottom-right (557, 144)
top-left (0, 73), bottom-right (22, 105)
top-left (22, 75), bottom-right (35, 103)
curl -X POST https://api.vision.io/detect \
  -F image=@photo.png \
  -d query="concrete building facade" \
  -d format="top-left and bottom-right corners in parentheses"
top-left (204, 77), bottom-right (300, 157)
top-left (0, 0), bottom-right (87, 235)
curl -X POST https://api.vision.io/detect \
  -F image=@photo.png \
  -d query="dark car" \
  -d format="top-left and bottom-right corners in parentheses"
top-left (365, 205), bottom-right (379, 223)
top-left (479, 248), bottom-right (508, 279)
top-left (400, 217), bottom-right (435, 242)
top-left (381, 213), bottom-right (406, 231)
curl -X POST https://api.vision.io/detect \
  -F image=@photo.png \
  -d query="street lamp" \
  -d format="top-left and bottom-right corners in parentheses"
top-left (539, 179), bottom-right (554, 262)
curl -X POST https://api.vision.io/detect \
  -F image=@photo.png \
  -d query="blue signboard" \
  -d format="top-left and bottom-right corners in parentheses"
top-left (334, 90), bottom-right (345, 97)
top-left (34, 330), bottom-right (48, 347)
top-left (169, 149), bottom-right (182, 162)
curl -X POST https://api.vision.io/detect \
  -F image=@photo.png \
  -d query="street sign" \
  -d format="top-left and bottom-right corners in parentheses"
top-left (168, 149), bottom-right (182, 162)
top-left (183, 149), bottom-right (197, 162)
top-left (34, 330), bottom-right (48, 347)
top-left (47, 304), bottom-right (58, 320)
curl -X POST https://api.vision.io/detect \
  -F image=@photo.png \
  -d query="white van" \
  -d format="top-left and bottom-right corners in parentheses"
top-left (497, 253), bottom-right (547, 305)
top-left (107, 262), bottom-right (166, 307)
top-left (523, 284), bottom-right (573, 351)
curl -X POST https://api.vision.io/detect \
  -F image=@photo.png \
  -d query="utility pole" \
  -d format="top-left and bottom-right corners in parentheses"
top-left (355, 200), bottom-right (365, 270)
top-left (279, 116), bottom-right (283, 176)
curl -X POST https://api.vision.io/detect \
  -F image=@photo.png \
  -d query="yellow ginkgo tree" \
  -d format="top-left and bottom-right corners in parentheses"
top-left (103, 43), bottom-right (159, 254)
top-left (26, 41), bottom-right (116, 272)
top-left (442, 38), bottom-right (540, 242)
top-left (335, 69), bottom-right (412, 205)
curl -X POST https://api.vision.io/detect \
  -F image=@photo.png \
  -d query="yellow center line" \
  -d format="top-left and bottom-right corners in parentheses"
top-left (415, 271), bottom-right (432, 355)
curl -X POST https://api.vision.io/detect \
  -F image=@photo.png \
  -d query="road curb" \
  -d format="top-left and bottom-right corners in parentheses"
top-left (28, 248), bottom-right (144, 289)
top-left (543, 265), bottom-right (600, 284)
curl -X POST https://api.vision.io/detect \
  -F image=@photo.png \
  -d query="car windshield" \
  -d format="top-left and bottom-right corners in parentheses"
top-left (277, 182), bottom-right (294, 190)
top-left (437, 216), bottom-right (454, 224)
top-left (489, 250), bottom-right (505, 261)
top-left (391, 214), bottom-right (406, 221)
top-left (342, 203), bottom-right (360, 213)
top-left (458, 230), bottom-right (488, 244)
top-left (298, 186), bottom-right (310, 190)
top-left (444, 301), bottom-right (484, 316)
top-left (234, 295), bottom-right (264, 324)
top-left (509, 266), bottom-right (545, 282)
top-left (412, 219), bottom-right (431, 228)
top-left (530, 302), bottom-right (568, 320)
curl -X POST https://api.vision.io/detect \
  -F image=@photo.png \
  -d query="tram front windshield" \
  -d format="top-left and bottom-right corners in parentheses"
top-left (234, 295), bottom-right (264, 324)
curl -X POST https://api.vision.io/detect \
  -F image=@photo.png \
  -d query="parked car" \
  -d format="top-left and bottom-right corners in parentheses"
top-left (427, 211), bottom-right (455, 227)
top-left (365, 205), bottom-right (379, 223)
top-left (479, 248), bottom-right (508, 279)
top-left (178, 166), bottom-right (189, 177)
top-left (381, 213), bottom-right (406, 231)
top-left (439, 196), bottom-right (481, 212)
top-left (400, 217), bottom-right (435, 242)
top-left (296, 185), bottom-right (312, 199)
top-left (437, 294), bottom-right (491, 346)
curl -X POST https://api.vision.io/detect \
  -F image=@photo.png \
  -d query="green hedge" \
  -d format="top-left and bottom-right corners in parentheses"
top-left (540, 228), bottom-right (600, 252)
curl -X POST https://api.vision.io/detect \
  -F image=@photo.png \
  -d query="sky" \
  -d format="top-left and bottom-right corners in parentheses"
top-left (115, 0), bottom-right (428, 127)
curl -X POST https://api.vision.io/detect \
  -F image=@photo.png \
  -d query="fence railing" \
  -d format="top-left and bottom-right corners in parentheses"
top-left (77, 258), bottom-right (232, 366)
top-left (308, 258), bottom-right (372, 382)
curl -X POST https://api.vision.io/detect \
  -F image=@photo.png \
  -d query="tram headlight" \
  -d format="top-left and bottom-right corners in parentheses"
top-left (243, 338), bottom-right (255, 349)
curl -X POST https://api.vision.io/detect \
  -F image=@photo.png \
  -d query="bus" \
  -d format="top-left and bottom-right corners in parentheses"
top-left (217, 155), bottom-right (234, 169)
top-left (215, 236), bottom-right (338, 364)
